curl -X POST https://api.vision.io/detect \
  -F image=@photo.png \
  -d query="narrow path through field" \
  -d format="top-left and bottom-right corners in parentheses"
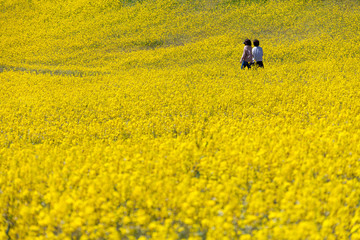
top-left (0, 65), bottom-right (110, 77)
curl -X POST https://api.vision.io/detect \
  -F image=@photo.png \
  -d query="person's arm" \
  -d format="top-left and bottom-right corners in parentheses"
top-left (250, 49), bottom-right (255, 63)
top-left (240, 47), bottom-right (246, 62)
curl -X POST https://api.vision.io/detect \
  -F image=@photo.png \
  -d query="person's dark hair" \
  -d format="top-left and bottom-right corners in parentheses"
top-left (243, 39), bottom-right (251, 46)
top-left (253, 39), bottom-right (260, 47)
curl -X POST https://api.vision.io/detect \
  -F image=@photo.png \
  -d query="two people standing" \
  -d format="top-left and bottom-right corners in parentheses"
top-left (240, 39), bottom-right (264, 69)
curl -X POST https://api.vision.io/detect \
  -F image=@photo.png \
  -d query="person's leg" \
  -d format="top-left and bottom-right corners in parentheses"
top-left (242, 61), bottom-right (252, 69)
top-left (241, 61), bottom-right (247, 69)
top-left (257, 61), bottom-right (264, 68)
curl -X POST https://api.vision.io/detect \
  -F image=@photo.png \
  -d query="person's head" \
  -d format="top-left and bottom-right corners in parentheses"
top-left (243, 39), bottom-right (251, 46)
top-left (253, 39), bottom-right (260, 47)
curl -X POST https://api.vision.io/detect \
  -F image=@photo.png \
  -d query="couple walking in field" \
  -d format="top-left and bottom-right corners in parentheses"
top-left (240, 39), bottom-right (264, 69)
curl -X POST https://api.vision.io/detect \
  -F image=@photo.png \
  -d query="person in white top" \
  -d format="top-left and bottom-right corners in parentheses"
top-left (252, 39), bottom-right (264, 68)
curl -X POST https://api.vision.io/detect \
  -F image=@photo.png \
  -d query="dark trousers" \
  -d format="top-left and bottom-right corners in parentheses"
top-left (241, 61), bottom-right (251, 69)
top-left (255, 61), bottom-right (264, 68)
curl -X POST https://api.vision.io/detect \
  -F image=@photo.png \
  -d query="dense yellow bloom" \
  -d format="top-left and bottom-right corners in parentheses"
top-left (1, 0), bottom-right (360, 239)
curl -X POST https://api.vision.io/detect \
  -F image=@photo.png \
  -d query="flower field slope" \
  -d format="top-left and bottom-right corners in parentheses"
top-left (1, 0), bottom-right (360, 239)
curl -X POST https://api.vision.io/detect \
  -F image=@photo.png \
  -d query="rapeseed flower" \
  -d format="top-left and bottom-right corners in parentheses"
top-left (1, 0), bottom-right (360, 239)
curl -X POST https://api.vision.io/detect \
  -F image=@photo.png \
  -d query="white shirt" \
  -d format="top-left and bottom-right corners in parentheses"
top-left (252, 46), bottom-right (263, 62)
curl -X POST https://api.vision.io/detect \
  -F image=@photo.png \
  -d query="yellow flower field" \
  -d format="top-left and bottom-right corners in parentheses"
top-left (1, 0), bottom-right (360, 239)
